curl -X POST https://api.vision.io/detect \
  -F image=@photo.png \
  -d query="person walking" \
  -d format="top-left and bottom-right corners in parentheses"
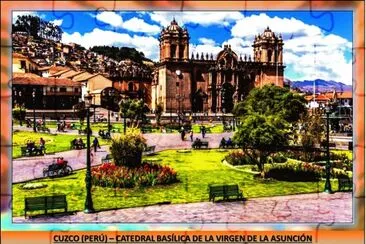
top-left (39, 137), bottom-right (46, 154)
top-left (93, 137), bottom-right (100, 152)
top-left (190, 130), bottom-right (194, 142)
top-left (181, 128), bottom-right (185, 141)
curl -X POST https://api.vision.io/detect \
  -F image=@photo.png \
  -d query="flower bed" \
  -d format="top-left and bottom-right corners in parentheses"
top-left (91, 163), bottom-right (178, 188)
top-left (264, 161), bottom-right (323, 182)
top-left (224, 150), bottom-right (255, 166)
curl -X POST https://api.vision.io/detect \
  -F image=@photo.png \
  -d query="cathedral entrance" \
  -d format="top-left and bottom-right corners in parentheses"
top-left (192, 89), bottom-right (207, 113)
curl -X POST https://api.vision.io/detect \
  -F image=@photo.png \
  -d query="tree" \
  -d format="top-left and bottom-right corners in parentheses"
top-left (233, 85), bottom-right (307, 174)
top-left (110, 128), bottom-right (147, 167)
top-left (12, 104), bottom-right (26, 126)
top-left (233, 114), bottom-right (289, 172)
top-left (119, 99), bottom-right (149, 128)
top-left (155, 103), bottom-right (163, 126)
top-left (296, 111), bottom-right (325, 161)
top-left (233, 84), bottom-right (307, 123)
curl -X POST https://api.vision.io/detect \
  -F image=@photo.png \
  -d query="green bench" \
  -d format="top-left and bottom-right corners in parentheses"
top-left (208, 184), bottom-right (243, 202)
top-left (101, 154), bottom-right (113, 163)
top-left (37, 125), bottom-right (51, 133)
top-left (70, 140), bottom-right (85, 150)
top-left (141, 127), bottom-right (153, 133)
top-left (111, 127), bottom-right (120, 133)
top-left (143, 145), bottom-right (156, 155)
top-left (20, 146), bottom-right (44, 157)
top-left (192, 140), bottom-right (209, 149)
top-left (338, 177), bottom-right (353, 192)
top-left (71, 124), bottom-right (82, 130)
top-left (24, 195), bottom-right (67, 218)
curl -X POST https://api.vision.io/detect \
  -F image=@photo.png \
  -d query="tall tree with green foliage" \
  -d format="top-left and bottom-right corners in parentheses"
top-left (155, 103), bottom-right (163, 126)
top-left (119, 99), bottom-right (149, 128)
top-left (233, 85), bottom-right (307, 173)
top-left (12, 104), bottom-right (26, 126)
top-left (233, 84), bottom-right (307, 123)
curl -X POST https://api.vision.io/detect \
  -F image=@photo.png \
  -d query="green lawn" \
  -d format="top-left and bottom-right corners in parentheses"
top-left (12, 131), bottom-right (109, 159)
top-left (12, 149), bottom-right (338, 217)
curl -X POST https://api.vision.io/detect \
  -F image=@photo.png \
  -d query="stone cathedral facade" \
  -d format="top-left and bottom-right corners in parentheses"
top-left (151, 19), bottom-right (285, 114)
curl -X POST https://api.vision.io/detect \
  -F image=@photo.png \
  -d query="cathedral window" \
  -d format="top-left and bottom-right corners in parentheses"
top-left (171, 44), bottom-right (177, 58)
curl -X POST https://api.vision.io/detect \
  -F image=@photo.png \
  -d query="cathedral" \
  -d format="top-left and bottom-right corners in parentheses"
top-left (151, 19), bottom-right (285, 114)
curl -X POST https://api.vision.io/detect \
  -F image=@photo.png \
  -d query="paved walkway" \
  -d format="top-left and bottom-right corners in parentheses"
top-left (13, 192), bottom-right (352, 223)
top-left (13, 132), bottom-right (233, 183)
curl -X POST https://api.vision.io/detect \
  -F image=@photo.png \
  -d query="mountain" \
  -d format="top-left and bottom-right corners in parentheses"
top-left (289, 79), bottom-right (352, 93)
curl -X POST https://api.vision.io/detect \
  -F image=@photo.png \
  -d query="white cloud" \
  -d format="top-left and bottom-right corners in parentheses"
top-left (149, 11), bottom-right (244, 27)
top-left (62, 28), bottom-right (159, 61)
top-left (50, 19), bottom-right (63, 26)
top-left (95, 12), bottom-right (160, 35)
top-left (122, 17), bottom-right (160, 35)
top-left (198, 38), bottom-right (216, 46)
top-left (95, 12), bottom-right (123, 27)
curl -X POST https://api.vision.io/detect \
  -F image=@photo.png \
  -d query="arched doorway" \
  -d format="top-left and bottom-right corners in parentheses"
top-left (192, 89), bottom-right (207, 113)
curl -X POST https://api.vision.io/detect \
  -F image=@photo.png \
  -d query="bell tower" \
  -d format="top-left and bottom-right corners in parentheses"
top-left (159, 18), bottom-right (189, 62)
top-left (252, 27), bottom-right (284, 86)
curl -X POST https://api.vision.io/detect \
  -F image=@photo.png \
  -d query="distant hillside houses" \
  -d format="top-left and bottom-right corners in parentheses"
top-left (12, 32), bottom-right (154, 108)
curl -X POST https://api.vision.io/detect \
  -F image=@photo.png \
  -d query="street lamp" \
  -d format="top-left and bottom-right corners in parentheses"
top-left (119, 95), bottom-right (128, 135)
top-left (32, 88), bottom-right (36, 132)
top-left (84, 91), bottom-right (95, 213)
top-left (175, 70), bottom-right (182, 126)
top-left (324, 105), bottom-right (333, 194)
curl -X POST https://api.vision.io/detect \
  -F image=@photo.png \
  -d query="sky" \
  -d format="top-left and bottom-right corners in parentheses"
top-left (13, 10), bottom-right (353, 85)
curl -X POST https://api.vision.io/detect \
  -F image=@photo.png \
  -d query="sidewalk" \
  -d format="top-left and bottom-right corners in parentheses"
top-left (13, 192), bottom-right (352, 223)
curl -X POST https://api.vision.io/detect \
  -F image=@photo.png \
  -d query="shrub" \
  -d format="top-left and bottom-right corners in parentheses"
top-left (91, 162), bottom-right (178, 188)
top-left (268, 152), bottom-right (287, 164)
top-left (110, 129), bottom-right (146, 167)
top-left (330, 152), bottom-right (352, 171)
top-left (224, 150), bottom-right (256, 166)
top-left (264, 161), bottom-right (323, 182)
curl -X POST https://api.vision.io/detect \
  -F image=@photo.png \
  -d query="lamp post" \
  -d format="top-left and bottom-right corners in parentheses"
top-left (175, 69), bottom-right (182, 126)
top-left (324, 106), bottom-right (333, 194)
top-left (119, 95), bottom-right (128, 135)
top-left (32, 88), bottom-right (36, 132)
top-left (84, 91), bottom-right (95, 213)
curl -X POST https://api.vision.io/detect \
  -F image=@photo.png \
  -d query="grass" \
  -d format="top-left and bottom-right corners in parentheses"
top-left (12, 149), bottom-right (339, 217)
top-left (12, 131), bottom-right (109, 159)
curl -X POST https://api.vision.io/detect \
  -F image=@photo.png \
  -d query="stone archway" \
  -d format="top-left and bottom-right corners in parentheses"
top-left (192, 89), bottom-right (207, 113)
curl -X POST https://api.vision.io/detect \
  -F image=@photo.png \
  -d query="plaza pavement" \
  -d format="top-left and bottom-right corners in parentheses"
top-left (13, 192), bottom-right (352, 223)
top-left (13, 130), bottom-right (233, 183)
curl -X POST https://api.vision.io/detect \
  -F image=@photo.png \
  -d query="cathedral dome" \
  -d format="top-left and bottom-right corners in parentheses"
top-left (166, 18), bottom-right (183, 33)
top-left (260, 26), bottom-right (276, 40)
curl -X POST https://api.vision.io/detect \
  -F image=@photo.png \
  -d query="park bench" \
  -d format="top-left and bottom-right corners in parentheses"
top-left (71, 124), bottom-right (81, 130)
top-left (101, 154), bottom-right (113, 163)
top-left (24, 195), bottom-right (67, 218)
top-left (70, 140), bottom-right (85, 150)
top-left (192, 140), bottom-right (209, 149)
top-left (111, 127), bottom-right (120, 133)
top-left (338, 177), bottom-right (353, 192)
top-left (141, 127), bottom-right (153, 134)
top-left (78, 128), bottom-right (92, 135)
top-left (21, 146), bottom-right (44, 157)
top-left (208, 184), bottom-right (243, 202)
top-left (223, 125), bottom-right (232, 132)
top-left (143, 145), bottom-right (156, 155)
top-left (37, 125), bottom-right (51, 133)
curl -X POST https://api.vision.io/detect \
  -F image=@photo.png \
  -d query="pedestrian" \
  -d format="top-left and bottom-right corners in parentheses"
top-left (181, 129), bottom-right (185, 141)
top-left (93, 137), bottom-right (100, 152)
top-left (39, 137), bottom-right (46, 154)
top-left (201, 126), bottom-right (206, 138)
top-left (190, 130), bottom-right (193, 142)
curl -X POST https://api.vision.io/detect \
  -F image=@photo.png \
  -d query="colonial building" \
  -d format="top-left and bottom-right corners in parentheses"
top-left (152, 19), bottom-right (285, 114)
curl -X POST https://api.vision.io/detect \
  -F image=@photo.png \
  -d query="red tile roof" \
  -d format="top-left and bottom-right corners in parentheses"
top-left (12, 72), bottom-right (81, 87)
top-left (12, 53), bottom-right (28, 59)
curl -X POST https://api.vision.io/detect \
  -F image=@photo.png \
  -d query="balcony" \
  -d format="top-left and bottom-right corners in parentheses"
top-left (45, 91), bottom-right (81, 96)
